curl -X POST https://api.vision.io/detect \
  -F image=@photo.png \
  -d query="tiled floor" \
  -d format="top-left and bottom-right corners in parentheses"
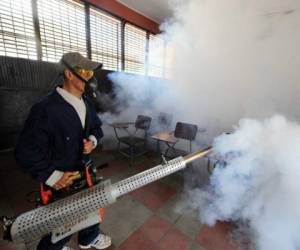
top-left (0, 149), bottom-right (244, 250)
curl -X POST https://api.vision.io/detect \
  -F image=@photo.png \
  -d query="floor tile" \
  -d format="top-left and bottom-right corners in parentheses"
top-left (98, 160), bottom-right (127, 178)
top-left (158, 228), bottom-right (191, 250)
top-left (100, 195), bottom-right (152, 247)
top-left (174, 211), bottom-right (202, 240)
top-left (141, 182), bottom-right (175, 194)
top-left (188, 241), bottom-right (207, 250)
top-left (0, 241), bottom-right (21, 250)
top-left (195, 221), bottom-right (235, 250)
top-left (129, 182), bottom-right (176, 211)
top-left (139, 215), bottom-right (172, 242)
top-left (225, 241), bottom-right (240, 250)
top-left (160, 173), bottom-right (184, 191)
top-left (119, 229), bottom-right (156, 250)
top-left (155, 194), bottom-right (183, 223)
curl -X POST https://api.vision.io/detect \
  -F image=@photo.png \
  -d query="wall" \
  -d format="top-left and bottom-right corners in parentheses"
top-left (86, 0), bottom-right (160, 34)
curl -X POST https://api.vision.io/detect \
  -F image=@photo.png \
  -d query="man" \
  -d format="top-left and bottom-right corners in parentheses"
top-left (15, 52), bottom-right (112, 250)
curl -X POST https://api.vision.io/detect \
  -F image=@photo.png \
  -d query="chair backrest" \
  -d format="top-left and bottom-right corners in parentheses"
top-left (135, 115), bottom-right (152, 130)
top-left (157, 112), bottom-right (173, 128)
top-left (174, 122), bottom-right (198, 141)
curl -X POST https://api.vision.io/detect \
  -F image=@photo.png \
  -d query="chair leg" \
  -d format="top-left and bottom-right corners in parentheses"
top-left (117, 141), bottom-right (120, 153)
top-left (165, 143), bottom-right (176, 159)
top-left (156, 140), bottom-right (160, 156)
top-left (129, 146), bottom-right (134, 166)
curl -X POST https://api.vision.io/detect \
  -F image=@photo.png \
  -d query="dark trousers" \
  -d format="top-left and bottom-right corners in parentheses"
top-left (37, 223), bottom-right (100, 250)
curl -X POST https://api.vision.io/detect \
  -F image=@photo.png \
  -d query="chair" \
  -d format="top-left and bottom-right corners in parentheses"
top-left (149, 112), bottom-right (173, 135)
top-left (112, 115), bottom-right (152, 164)
top-left (157, 112), bottom-right (173, 130)
top-left (163, 122), bottom-right (198, 159)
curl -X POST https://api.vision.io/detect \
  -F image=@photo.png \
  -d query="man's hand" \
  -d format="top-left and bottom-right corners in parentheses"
top-left (83, 139), bottom-right (94, 154)
top-left (53, 171), bottom-right (80, 190)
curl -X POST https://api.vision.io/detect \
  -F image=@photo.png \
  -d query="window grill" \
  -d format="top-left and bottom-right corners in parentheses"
top-left (124, 23), bottom-right (147, 75)
top-left (90, 7), bottom-right (121, 71)
top-left (0, 0), bottom-right (37, 59)
top-left (148, 34), bottom-right (165, 78)
top-left (0, 0), bottom-right (168, 76)
top-left (37, 0), bottom-right (87, 62)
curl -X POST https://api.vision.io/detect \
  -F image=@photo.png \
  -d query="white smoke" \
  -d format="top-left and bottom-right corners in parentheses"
top-left (103, 0), bottom-right (300, 248)
top-left (159, 0), bottom-right (300, 141)
top-left (106, 0), bottom-right (300, 145)
top-left (106, 72), bottom-right (176, 123)
top-left (186, 115), bottom-right (300, 249)
top-left (158, 2), bottom-right (300, 247)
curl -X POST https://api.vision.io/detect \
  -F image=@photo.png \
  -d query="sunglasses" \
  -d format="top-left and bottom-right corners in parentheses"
top-left (73, 66), bottom-right (94, 80)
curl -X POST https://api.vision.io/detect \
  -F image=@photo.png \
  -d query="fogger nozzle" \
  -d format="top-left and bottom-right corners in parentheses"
top-left (6, 147), bottom-right (212, 244)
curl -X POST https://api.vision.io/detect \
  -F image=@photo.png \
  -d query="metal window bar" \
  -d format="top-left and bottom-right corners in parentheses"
top-left (90, 6), bottom-right (121, 71)
top-left (0, 0), bottom-right (37, 59)
top-left (124, 23), bottom-right (147, 75)
top-left (164, 42), bottom-right (175, 79)
top-left (84, 3), bottom-right (91, 59)
top-left (31, 0), bottom-right (43, 60)
top-left (148, 34), bottom-right (165, 78)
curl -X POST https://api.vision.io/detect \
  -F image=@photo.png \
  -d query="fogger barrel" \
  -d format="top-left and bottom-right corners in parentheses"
top-left (8, 147), bottom-right (212, 244)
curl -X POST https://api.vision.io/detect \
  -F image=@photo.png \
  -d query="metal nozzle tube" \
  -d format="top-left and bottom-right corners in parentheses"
top-left (183, 146), bottom-right (213, 165)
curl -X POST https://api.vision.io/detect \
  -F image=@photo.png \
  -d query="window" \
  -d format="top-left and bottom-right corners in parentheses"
top-left (148, 34), bottom-right (165, 77)
top-left (124, 23), bottom-right (147, 75)
top-left (0, 0), bottom-right (168, 76)
top-left (90, 7), bottom-right (121, 71)
top-left (37, 0), bottom-right (87, 62)
top-left (0, 0), bottom-right (36, 59)
top-left (164, 42), bottom-right (175, 79)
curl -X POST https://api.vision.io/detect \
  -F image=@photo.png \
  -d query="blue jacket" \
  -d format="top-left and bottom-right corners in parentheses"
top-left (15, 90), bottom-right (103, 183)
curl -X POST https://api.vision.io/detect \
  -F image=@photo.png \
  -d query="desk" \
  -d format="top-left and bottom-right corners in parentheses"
top-left (109, 122), bottom-right (134, 129)
top-left (151, 131), bottom-right (179, 155)
top-left (109, 122), bottom-right (134, 137)
top-left (152, 128), bottom-right (207, 156)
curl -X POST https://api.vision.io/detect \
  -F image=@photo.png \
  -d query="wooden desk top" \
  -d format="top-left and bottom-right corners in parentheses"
top-left (151, 131), bottom-right (179, 144)
top-left (109, 122), bottom-right (134, 128)
top-left (198, 128), bottom-right (206, 133)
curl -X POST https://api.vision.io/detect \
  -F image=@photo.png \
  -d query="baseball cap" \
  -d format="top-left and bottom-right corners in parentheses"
top-left (60, 52), bottom-right (102, 71)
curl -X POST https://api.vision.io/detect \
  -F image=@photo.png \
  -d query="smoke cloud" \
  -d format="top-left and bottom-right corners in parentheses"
top-left (185, 115), bottom-right (300, 250)
top-left (105, 72), bottom-right (176, 123)
top-left (105, 0), bottom-right (300, 145)
top-left (102, 0), bottom-right (300, 248)
top-left (158, 0), bottom-right (300, 249)
top-left (160, 0), bottom-right (300, 140)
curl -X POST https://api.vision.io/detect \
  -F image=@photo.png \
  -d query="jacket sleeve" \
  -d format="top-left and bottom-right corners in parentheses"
top-left (15, 103), bottom-right (56, 183)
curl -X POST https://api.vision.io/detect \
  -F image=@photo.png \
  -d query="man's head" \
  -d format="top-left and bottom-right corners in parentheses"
top-left (60, 52), bottom-right (102, 95)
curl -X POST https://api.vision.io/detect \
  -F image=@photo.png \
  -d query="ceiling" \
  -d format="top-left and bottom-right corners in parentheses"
top-left (117, 0), bottom-right (173, 24)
